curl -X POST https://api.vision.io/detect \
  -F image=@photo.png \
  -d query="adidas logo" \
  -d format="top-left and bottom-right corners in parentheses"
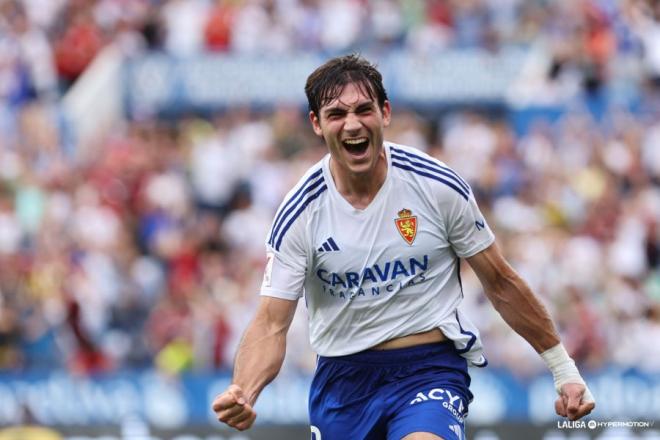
top-left (317, 237), bottom-right (340, 252)
top-left (449, 424), bottom-right (463, 440)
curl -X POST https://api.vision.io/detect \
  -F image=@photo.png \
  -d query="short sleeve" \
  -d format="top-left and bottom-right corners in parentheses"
top-left (260, 211), bottom-right (308, 301)
top-left (445, 190), bottom-right (495, 258)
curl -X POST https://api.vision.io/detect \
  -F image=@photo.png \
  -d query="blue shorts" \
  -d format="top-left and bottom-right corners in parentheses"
top-left (309, 341), bottom-right (472, 440)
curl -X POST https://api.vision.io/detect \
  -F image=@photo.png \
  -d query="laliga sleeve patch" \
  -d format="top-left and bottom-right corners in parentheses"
top-left (263, 252), bottom-right (274, 287)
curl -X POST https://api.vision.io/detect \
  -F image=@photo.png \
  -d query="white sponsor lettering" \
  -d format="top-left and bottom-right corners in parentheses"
top-left (445, 389), bottom-right (461, 407)
top-left (410, 392), bottom-right (429, 404)
top-left (428, 388), bottom-right (445, 400)
top-left (410, 388), bottom-right (466, 423)
top-left (442, 401), bottom-right (465, 422)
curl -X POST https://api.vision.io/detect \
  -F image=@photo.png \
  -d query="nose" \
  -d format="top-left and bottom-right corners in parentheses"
top-left (344, 112), bottom-right (361, 132)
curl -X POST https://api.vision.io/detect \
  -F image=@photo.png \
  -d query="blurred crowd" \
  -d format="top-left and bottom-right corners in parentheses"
top-left (0, 0), bottom-right (658, 378)
top-left (0, 104), bottom-right (658, 377)
top-left (1, 0), bottom-right (660, 98)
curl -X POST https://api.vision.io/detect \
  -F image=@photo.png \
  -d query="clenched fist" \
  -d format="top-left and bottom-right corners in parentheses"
top-left (555, 382), bottom-right (596, 421)
top-left (212, 384), bottom-right (257, 431)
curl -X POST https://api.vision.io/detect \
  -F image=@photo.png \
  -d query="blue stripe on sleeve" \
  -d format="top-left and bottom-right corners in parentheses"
top-left (390, 146), bottom-right (470, 193)
top-left (274, 184), bottom-right (328, 251)
top-left (390, 152), bottom-right (470, 195)
top-left (392, 161), bottom-right (469, 201)
top-left (268, 169), bottom-right (324, 246)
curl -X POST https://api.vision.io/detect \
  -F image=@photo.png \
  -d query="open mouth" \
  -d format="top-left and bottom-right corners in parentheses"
top-left (342, 137), bottom-right (369, 156)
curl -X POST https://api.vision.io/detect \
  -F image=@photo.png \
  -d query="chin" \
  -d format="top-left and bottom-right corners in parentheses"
top-left (346, 161), bottom-right (374, 175)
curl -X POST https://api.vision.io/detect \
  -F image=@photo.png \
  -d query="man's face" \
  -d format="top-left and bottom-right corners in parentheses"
top-left (309, 82), bottom-right (391, 177)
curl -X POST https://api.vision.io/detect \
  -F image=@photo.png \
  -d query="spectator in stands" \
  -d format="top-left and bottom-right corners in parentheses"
top-left (0, 0), bottom-right (657, 383)
top-left (53, 1), bottom-right (106, 91)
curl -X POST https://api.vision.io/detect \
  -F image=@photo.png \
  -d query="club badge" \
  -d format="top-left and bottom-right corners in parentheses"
top-left (395, 208), bottom-right (417, 245)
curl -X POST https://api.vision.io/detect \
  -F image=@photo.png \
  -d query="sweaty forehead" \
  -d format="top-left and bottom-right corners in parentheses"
top-left (320, 82), bottom-right (376, 111)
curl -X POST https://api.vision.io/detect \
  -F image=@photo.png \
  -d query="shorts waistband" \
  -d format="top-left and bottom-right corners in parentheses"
top-left (318, 341), bottom-right (457, 366)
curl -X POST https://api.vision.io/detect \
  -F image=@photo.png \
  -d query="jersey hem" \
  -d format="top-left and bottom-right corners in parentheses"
top-left (259, 289), bottom-right (301, 301)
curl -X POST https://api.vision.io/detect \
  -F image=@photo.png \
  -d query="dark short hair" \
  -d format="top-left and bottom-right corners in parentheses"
top-left (304, 54), bottom-right (389, 117)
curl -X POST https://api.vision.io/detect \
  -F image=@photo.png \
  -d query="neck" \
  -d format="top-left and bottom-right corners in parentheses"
top-left (330, 149), bottom-right (387, 209)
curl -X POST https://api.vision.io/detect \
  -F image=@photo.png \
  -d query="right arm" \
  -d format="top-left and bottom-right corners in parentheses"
top-left (212, 296), bottom-right (298, 430)
top-left (214, 173), bottom-right (312, 430)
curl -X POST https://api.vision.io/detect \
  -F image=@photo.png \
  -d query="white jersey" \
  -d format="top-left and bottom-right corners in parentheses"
top-left (260, 142), bottom-right (495, 366)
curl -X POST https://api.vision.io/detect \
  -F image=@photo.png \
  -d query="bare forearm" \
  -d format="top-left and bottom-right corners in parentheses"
top-left (229, 297), bottom-right (297, 406)
top-left (232, 319), bottom-right (287, 406)
top-left (468, 245), bottom-right (560, 353)
top-left (486, 269), bottom-right (559, 353)
top-left (467, 245), bottom-right (594, 420)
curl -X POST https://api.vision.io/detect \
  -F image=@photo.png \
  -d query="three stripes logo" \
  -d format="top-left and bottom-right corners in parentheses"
top-left (317, 237), bottom-right (340, 252)
top-left (449, 424), bottom-right (464, 440)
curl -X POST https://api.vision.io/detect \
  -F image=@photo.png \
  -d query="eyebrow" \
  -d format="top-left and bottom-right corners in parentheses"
top-left (322, 100), bottom-right (375, 116)
top-left (355, 102), bottom-right (375, 111)
top-left (323, 106), bottom-right (346, 116)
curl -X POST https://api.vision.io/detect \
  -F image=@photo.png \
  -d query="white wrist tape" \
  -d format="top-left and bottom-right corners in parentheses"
top-left (541, 343), bottom-right (595, 403)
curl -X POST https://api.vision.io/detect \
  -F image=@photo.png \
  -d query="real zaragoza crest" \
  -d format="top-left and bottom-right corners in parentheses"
top-left (395, 208), bottom-right (417, 245)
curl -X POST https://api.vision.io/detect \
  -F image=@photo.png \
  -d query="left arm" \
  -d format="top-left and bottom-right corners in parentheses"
top-left (466, 242), bottom-right (558, 353)
top-left (467, 243), bottom-right (596, 421)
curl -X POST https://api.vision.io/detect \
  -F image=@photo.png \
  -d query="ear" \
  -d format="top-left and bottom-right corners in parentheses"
top-left (381, 101), bottom-right (392, 127)
top-left (309, 111), bottom-right (323, 137)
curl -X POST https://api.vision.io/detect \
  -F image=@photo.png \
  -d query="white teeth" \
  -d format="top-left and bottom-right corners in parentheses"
top-left (343, 138), bottom-right (367, 145)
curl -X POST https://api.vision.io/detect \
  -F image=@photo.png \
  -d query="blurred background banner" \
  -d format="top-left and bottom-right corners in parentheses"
top-left (1, 0), bottom-right (659, 439)
top-left (122, 50), bottom-right (527, 116)
top-left (0, 369), bottom-right (659, 428)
